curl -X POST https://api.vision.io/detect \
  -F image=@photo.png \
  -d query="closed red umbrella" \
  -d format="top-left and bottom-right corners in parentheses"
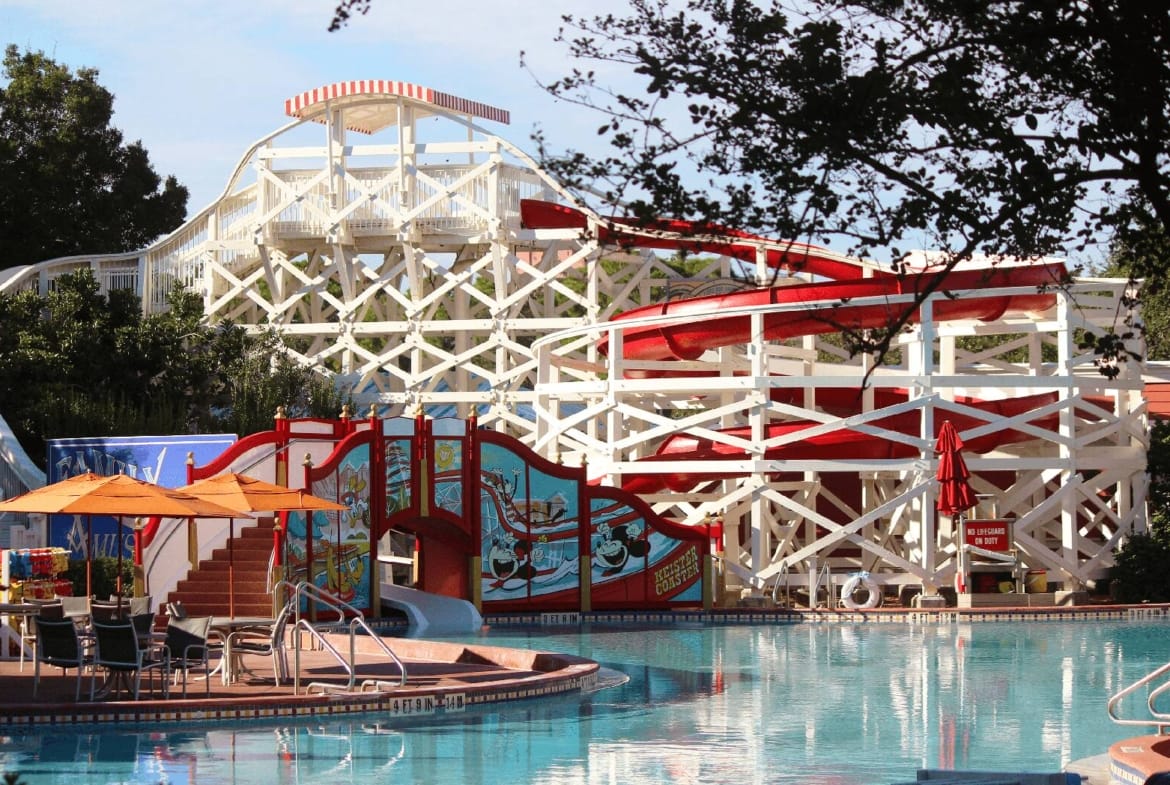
top-left (936, 420), bottom-right (976, 516)
top-left (936, 420), bottom-right (977, 593)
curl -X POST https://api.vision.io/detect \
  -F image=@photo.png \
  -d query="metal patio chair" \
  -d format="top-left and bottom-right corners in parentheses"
top-left (164, 615), bottom-right (215, 697)
top-left (90, 619), bottom-right (170, 700)
top-left (33, 616), bottom-right (91, 701)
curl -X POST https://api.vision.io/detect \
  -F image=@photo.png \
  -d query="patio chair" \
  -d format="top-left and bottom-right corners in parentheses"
top-left (33, 616), bottom-right (92, 701)
top-left (225, 612), bottom-right (289, 685)
top-left (164, 616), bottom-right (215, 697)
top-left (89, 601), bottom-right (123, 623)
top-left (110, 595), bottom-right (152, 617)
top-left (22, 599), bottom-right (63, 671)
top-left (90, 619), bottom-right (170, 700)
top-left (58, 596), bottom-right (91, 627)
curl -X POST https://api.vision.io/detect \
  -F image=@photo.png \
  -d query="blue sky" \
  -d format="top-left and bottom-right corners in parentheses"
top-left (0, 0), bottom-right (630, 216)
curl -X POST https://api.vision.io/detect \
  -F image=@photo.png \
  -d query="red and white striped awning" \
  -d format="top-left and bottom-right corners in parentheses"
top-left (284, 80), bottom-right (510, 134)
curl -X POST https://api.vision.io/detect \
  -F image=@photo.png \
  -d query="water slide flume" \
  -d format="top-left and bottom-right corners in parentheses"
top-left (521, 199), bottom-right (1071, 494)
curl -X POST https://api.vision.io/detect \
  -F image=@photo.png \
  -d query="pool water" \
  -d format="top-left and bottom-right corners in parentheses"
top-left (4, 619), bottom-right (1168, 784)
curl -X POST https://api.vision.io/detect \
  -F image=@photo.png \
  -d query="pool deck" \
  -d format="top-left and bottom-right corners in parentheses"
top-left (0, 632), bottom-right (600, 727)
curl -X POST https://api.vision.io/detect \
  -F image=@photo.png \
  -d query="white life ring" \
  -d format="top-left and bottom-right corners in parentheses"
top-left (841, 572), bottom-right (882, 610)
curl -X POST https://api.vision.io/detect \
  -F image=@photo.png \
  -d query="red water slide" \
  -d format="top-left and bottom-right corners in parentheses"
top-left (521, 200), bottom-right (1070, 493)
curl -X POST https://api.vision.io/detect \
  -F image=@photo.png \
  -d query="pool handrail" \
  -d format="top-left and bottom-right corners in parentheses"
top-left (275, 579), bottom-right (407, 694)
top-left (813, 562), bottom-right (835, 609)
top-left (770, 561), bottom-right (790, 608)
top-left (1107, 660), bottom-right (1170, 734)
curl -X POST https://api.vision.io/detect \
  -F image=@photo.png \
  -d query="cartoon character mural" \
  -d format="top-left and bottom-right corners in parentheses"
top-left (384, 438), bottom-right (412, 517)
top-left (285, 445), bottom-right (373, 611)
top-left (486, 530), bottom-right (540, 587)
top-left (593, 520), bottom-right (650, 576)
top-left (326, 462), bottom-right (371, 606)
top-left (477, 440), bottom-right (580, 604)
top-left (587, 494), bottom-right (704, 607)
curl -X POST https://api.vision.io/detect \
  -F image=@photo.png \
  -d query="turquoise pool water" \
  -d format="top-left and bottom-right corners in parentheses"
top-left (3, 619), bottom-right (1168, 784)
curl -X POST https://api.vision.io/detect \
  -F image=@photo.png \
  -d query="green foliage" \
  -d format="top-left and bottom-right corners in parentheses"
top-left (0, 45), bottom-right (187, 268)
top-left (214, 328), bottom-right (352, 435)
top-left (1110, 530), bottom-right (1170, 604)
top-left (0, 269), bottom-right (350, 468)
top-left (329, 0), bottom-right (372, 31)
top-left (532, 1), bottom-right (1170, 361)
top-left (1105, 205), bottom-right (1170, 601)
top-left (63, 557), bottom-right (133, 599)
top-left (1112, 417), bottom-right (1170, 598)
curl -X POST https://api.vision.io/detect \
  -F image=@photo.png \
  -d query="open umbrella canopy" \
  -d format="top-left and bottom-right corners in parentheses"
top-left (0, 472), bottom-right (247, 518)
top-left (174, 472), bottom-right (347, 618)
top-left (175, 472), bottom-right (347, 514)
top-left (935, 420), bottom-right (977, 516)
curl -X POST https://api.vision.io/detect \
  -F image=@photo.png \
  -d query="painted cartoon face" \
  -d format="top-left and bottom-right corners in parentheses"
top-left (595, 537), bottom-right (626, 567)
top-left (488, 541), bottom-right (519, 580)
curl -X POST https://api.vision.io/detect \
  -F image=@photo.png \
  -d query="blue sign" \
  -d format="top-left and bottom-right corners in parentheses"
top-left (46, 434), bottom-right (237, 560)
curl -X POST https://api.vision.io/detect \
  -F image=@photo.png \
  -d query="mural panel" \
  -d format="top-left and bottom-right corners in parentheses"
top-left (287, 443), bottom-right (373, 611)
top-left (588, 492), bottom-right (703, 607)
top-left (479, 441), bottom-right (580, 606)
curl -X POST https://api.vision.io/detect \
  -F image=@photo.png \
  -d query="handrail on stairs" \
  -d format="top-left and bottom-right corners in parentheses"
top-left (274, 579), bottom-right (407, 695)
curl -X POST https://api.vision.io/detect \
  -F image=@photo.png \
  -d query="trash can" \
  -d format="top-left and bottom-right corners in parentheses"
top-left (1025, 570), bottom-right (1048, 593)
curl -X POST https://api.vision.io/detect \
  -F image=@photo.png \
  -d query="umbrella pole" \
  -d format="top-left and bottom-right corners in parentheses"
top-left (229, 518), bottom-right (235, 618)
top-left (116, 517), bottom-right (124, 613)
top-left (86, 515), bottom-right (93, 599)
top-left (957, 513), bottom-right (966, 594)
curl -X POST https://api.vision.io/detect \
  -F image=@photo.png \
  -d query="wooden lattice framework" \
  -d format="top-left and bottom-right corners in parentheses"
top-left (0, 82), bottom-right (1147, 600)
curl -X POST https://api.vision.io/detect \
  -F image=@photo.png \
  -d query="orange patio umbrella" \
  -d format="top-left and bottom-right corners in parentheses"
top-left (0, 472), bottom-right (246, 598)
top-left (175, 473), bottom-right (347, 616)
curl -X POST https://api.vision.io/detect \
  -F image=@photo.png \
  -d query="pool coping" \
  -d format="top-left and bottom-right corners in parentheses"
top-left (483, 601), bottom-right (1170, 628)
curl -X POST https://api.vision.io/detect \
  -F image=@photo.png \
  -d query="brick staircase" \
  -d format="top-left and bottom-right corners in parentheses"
top-left (162, 517), bottom-right (277, 618)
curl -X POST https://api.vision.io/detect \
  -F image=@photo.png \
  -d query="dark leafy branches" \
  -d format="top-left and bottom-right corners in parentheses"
top-left (328, 0), bottom-right (373, 31)
top-left (528, 0), bottom-right (1170, 366)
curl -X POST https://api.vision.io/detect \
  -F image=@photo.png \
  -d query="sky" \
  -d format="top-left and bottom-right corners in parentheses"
top-left (0, 0), bottom-right (632, 216)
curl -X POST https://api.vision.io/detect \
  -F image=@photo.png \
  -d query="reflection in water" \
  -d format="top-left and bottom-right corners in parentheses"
top-left (3, 620), bottom-right (1168, 784)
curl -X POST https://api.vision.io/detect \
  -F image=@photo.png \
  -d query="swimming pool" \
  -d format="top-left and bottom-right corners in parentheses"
top-left (3, 619), bottom-right (1167, 784)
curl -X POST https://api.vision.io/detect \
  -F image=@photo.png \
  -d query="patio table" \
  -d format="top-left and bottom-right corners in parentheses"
top-left (211, 616), bottom-right (276, 684)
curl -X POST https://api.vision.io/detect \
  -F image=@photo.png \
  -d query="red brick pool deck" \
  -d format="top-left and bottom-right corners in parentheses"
top-left (0, 632), bottom-right (600, 727)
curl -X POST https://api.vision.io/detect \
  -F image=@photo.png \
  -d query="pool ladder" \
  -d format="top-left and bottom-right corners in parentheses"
top-left (277, 580), bottom-right (408, 695)
top-left (1107, 660), bottom-right (1170, 734)
top-left (770, 562), bottom-right (791, 608)
top-left (812, 563), bottom-right (836, 609)
top-left (768, 562), bottom-right (834, 610)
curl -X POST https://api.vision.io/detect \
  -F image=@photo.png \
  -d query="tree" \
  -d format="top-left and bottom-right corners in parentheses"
top-left (0, 45), bottom-right (188, 269)
top-left (1104, 207), bottom-right (1170, 600)
top-left (328, 0), bottom-right (372, 31)
top-left (0, 270), bottom-right (350, 469)
top-left (530, 0), bottom-right (1170, 363)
